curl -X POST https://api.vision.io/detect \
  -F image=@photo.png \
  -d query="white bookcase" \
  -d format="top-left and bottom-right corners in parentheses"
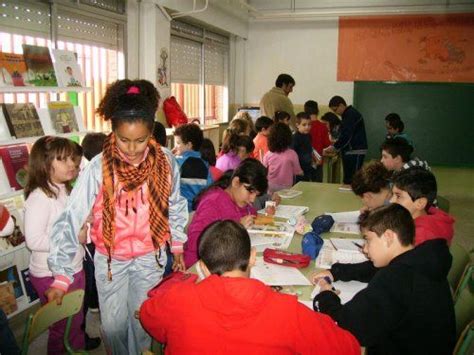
top-left (0, 86), bottom-right (91, 319)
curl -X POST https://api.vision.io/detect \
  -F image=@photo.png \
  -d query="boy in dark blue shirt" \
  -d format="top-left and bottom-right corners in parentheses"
top-left (292, 112), bottom-right (319, 182)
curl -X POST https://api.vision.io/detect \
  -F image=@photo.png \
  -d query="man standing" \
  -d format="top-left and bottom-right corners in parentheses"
top-left (260, 74), bottom-right (295, 125)
top-left (324, 96), bottom-right (368, 186)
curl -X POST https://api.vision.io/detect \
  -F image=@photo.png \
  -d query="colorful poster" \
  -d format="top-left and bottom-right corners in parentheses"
top-left (338, 14), bottom-right (474, 83)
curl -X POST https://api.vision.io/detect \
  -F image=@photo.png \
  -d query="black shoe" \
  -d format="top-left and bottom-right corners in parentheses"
top-left (85, 334), bottom-right (101, 351)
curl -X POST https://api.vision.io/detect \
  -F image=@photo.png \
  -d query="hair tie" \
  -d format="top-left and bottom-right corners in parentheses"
top-left (127, 86), bottom-right (140, 95)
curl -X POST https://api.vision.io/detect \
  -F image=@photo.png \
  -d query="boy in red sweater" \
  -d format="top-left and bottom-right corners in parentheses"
top-left (391, 167), bottom-right (454, 246)
top-left (140, 220), bottom-right (360, 354)
top-left (305, 100), bottom-right (331, 182)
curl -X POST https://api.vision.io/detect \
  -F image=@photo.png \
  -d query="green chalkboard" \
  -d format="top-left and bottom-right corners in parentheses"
top-left (353, 81), bottom-right (474, 167)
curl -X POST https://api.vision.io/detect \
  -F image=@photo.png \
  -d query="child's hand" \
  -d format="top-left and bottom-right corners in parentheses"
top-left (45, 287), bottom-right (65, 305)
top-left (271, 192), bottom-right (281, 206)
top-left (240, 215), bottom-right (254, 228)
top-left (311, 270), bottom-right (334, 285)
top-left (172, 253), bottom-right (185, 272)
top-left (78, 224), bottom-right (88, 244)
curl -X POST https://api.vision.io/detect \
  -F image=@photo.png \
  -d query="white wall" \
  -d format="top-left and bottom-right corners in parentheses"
top-left (244, 19), bottom-right (354, 107)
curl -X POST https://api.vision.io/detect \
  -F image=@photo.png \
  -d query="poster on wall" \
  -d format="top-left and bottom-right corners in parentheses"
top-left (337, 13), bottom-right (474, 83)
top-left (157, 47), bottom-right (169, 88)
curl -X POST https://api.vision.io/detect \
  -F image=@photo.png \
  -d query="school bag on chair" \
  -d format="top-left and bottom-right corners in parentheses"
top-left (163, 96), bottom-right (188, 128)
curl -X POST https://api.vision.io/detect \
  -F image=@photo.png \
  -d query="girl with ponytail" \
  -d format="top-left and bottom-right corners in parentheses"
top-left (46, 79), bottom-right (188, 354)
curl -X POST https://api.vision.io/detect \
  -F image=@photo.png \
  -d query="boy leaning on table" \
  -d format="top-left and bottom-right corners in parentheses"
top-left (140, 220), bottom-right (360, 354)
top-left (312, 204), bottom-right (455, 355)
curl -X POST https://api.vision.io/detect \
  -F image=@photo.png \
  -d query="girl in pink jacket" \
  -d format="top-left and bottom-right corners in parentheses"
top-left (24, 136), bottom-right (86, 354)
top-left (184, 158), bottom-right (268, 268)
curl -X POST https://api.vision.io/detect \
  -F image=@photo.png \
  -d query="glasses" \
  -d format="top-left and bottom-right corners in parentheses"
top-left (243, 184), bottom-right (259, 195)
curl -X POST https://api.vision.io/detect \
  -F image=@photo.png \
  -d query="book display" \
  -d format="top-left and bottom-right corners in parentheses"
top-left (22, 44), bottom-right (57, 87)
top-left (48, 101), bottom-right (79, 133)
top-left (0, 45), bottom-right (91, 320)
top-left (0, 144), bottom-right (29, 190)
top-left (2, 103), bottom-right (44, 138)
top-left (51, 49), bottom-right (84, 87)
top-left (0, 52), bottom-right (29, 87)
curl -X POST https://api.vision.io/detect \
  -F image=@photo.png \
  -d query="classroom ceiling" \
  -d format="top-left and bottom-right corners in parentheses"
top-left (213, 0), bottom-right (474, 21)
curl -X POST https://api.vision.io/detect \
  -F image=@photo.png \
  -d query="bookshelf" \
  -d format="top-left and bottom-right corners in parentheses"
top-left (0, 84), bottom-right (90, 320)
top-left (0, 86), bottom-right (92, 94)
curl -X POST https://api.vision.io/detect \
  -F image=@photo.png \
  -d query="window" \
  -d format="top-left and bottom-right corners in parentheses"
top-left (0, 0), bottom-right (125, 132)
top-left (170, 21), bottom-right (229, 125)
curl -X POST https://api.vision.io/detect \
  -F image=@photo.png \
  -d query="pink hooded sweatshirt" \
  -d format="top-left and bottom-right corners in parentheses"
top-left (184, 187), bottom-right (256, 268)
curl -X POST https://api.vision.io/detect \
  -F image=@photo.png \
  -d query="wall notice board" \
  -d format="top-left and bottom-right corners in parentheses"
top-left (353, 81), bottom-right (474, 167)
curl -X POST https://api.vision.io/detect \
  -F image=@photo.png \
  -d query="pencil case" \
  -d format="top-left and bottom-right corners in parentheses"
top-left (263, 248), bottom-right (311, 268)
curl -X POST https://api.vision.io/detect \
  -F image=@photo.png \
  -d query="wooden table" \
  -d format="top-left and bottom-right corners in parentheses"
top-left (272, 182), bottom-right (363, 301)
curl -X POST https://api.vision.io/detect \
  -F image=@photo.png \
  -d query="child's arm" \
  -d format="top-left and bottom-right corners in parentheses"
top-left (331, 260), bottom-right (378, 283)
top-left (47, 156), bottom-right (101, 296)
top-left (162, 149), bottom-right (189, 267)
top-left (314, 268), bottom-right (410, 347)
top-left (296, 302), bottom-right (360, 354)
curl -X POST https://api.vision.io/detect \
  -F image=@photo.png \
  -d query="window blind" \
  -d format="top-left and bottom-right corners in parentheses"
top-left (170, 35), bottom-right (201, 84)
top-left (0, 1), bottom-right (50, 36)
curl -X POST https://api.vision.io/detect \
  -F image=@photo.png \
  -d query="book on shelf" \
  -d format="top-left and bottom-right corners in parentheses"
top-left (51, 49), bottom-right (84, 87)
top-left (22, 44), bottom-right (57, 87)
top-left (47, 101), bottom-right (79, 133)
top-left (0, 264), bottom-right (25, 300)
top-left (2, 103), bottom-right (44, 138)
top-left (0, 144), bottom-right (29, 191)
top-left (0, 52), bottom-right (29, 87)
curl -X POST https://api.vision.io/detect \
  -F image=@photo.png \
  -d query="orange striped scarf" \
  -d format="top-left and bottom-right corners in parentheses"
top-left (102, 133), bottom-right (171, 279)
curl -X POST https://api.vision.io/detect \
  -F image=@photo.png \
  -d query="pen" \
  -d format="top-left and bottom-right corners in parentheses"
top-left (352, 241), bottom-right (363, 249)
top-left (323, 276), bottom-right (336, 291)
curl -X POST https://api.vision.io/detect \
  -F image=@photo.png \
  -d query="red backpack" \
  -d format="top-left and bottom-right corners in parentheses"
top-left (163, 96), bottom-right (188, 127)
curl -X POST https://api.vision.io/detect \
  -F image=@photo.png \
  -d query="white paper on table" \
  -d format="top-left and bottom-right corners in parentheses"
top-left (258, 205), bottom-right (309, 219)
top-left (329, 238), bottom-right (364, 252)
top-left (325, 210), bottom-right (360, 223)
top-left (311, 281), bottom-right (368, 305)
top-left (330, 222), bottom-right (360, 235)
top-left (250, 234), bottom-right (292, 252)
top-left (315, 241), bottom-right (368, 269)
top-left (248, 222), bottom-right (295, 252)
top-left (277, 189), bottom-right (303, 199)
top-left (250, 257), bottom-right (311, 286)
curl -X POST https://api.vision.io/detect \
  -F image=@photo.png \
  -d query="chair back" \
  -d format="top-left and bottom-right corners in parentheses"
top-left (448, 242), bottom-right (470, 292)
top-left (454, 264), bottom-right (474, 338)
top-left (24, 289), bottom-right (84, 345)
top-left (454, 321), bottom-right (474, 355)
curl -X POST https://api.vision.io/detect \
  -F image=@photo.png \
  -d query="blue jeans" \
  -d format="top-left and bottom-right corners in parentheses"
top-left (0, 309), bottom-right (20, 355)
top-left (95, 250), bottom-right (166, 355)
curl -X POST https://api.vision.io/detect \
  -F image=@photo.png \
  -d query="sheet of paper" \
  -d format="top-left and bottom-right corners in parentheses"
top-left (251, 257), bottom-right (311, 286)
top-left (329, 238), bottom-right (364, 252)
top-left (258, 205), bottom-right (309, 219)
top-left (325, 210), bottom-right (360, 223)
top-left (311, 280), bottom-right (368, 304)
top-left (277, 189), bottom-right (303, 199)
top-left (250, 234), bottom-right (292, 252)
top-left (248, 222), bottom-right (295, 251)
top-left (315, 241), bottom-right (368, 269)
top-left (330, 222), bottom-right (360, 235)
